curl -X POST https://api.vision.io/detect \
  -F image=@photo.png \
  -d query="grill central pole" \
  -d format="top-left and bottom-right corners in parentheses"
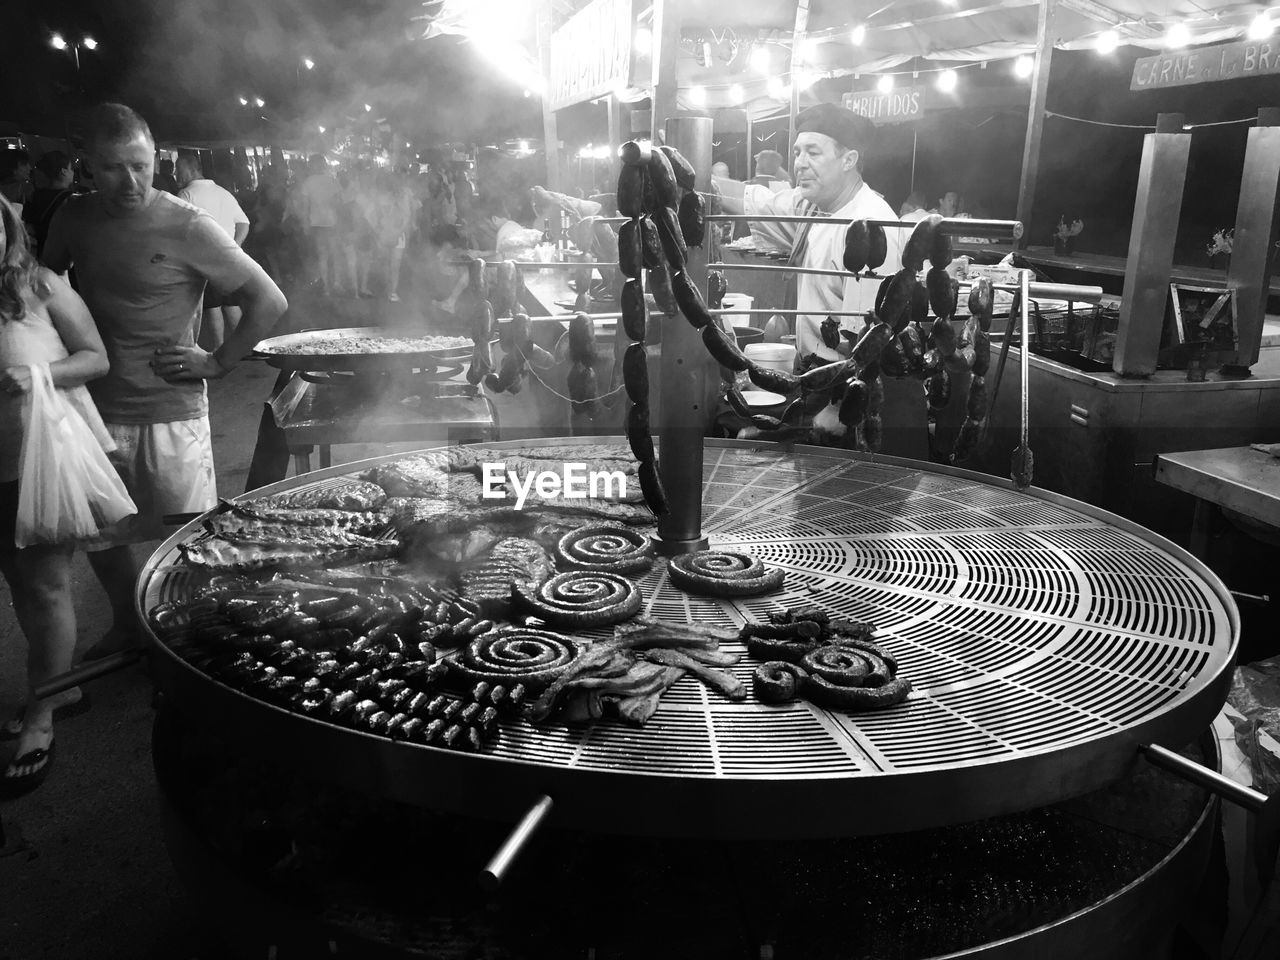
top-left (655, 115), bottom-right (714, 555)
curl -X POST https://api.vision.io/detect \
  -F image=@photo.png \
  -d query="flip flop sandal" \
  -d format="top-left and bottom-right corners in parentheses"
top-left (0, 708), bottom-right (24, 741)
top-left (0, 692), bottom-right (92, 742)
top-left (0, 739), bottom-right (55, 798)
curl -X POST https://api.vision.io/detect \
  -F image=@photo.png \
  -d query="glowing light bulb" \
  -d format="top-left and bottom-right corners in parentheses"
top-left (254, 97), bottom-right (265, 108)
top-left (876, 74), bottom-right (894, 94)
top-left (82, 37), bottom-right (98, 51)
top-left (522, 88), bottom-right (532, 98)
top-left (750, 44), bottom-right (770, 73)
top-left (728, 83), bottom-right (744, 105)
top-left (303, 57), bottom-right (315, 70)
top-left (1095, 30), bottom-right (1120, 54)
top-left (634, 27), bottom-right (652, 54)
top-left (1165, 23), bottom-right (1191, 48)
top-left (318, 125), bottom-right (326, 134)
top-left (1248, 13), bottom-right (1273, 40)
top-left (238, 96), bottom-right (249, 106)
top-left (517, 140), bottom-right (529, 153)
top-left (936, 69), bottom-right (958, 93)
top-left (364, 103), bottom-right (372, 112)
top-left (1014, 56), bottom-right (1034, 79)
top-left (51, 33), bottom-right (67, 50)
top-left (689, 85), bottom-right (707, 107)
top-left (850, 24), bottom-right (866, 46)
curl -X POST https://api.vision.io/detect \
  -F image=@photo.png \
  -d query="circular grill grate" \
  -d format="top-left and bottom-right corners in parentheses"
top-left (140, 440), bottom-right (1237, 834)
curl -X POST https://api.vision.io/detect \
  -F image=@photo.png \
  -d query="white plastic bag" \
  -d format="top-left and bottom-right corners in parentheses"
top-left (15, 363), bottom-right (136, 547)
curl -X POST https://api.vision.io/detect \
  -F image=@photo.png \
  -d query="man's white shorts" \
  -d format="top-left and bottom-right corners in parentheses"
top-left (87, 417), bottom-right (218, 549)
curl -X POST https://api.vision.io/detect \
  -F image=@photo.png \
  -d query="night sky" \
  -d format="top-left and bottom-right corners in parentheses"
top-left (0, 0), bottom-right (542, 145)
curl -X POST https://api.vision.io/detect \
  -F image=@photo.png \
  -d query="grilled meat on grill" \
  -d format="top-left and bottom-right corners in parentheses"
top-left (257, 480), bottom-right (387, 512)
top-left (178, 535), bottom-right (399, 572)
top-left (457, 537), bottom-right (554, 618)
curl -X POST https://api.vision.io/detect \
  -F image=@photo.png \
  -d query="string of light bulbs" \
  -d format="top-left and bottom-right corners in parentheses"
top-left (1043, 111), bottom-right (1260, 131)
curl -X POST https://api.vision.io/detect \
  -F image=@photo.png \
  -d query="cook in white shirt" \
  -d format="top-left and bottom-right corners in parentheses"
top-left (714, 103), bottom-right (904, 366)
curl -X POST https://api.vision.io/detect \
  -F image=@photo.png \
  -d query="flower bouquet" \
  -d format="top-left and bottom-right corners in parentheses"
top-left (1053, 217), bottom-right (1084, 256)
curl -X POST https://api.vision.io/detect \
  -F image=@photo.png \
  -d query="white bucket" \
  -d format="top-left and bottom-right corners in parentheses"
top-left (744, 342), bottom-right (796, 373)
top-left (720, 293), bottom-right (755, 327)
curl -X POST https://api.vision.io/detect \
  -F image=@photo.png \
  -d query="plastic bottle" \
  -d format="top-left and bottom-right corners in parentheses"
top-left (762, 314), bottom-right (790, 343)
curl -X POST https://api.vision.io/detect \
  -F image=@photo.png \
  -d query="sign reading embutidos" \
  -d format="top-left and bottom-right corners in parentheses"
top-left (1131, 37), bottom-right (1280, 91)
top-left (549, 0), bottom-right (634, 111)
top-left (842, 87), bottom-right (926, 124)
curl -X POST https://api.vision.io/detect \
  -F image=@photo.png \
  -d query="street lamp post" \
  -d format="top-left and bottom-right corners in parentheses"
top-left (51, 33), bottom-right (97, 79)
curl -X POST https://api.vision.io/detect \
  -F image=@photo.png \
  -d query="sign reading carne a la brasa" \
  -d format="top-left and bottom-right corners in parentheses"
top-left (1131, 38), bottom-right (1280, 90)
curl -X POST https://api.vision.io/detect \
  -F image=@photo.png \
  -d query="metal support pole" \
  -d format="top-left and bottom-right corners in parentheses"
top-left (1014, 0), bottom-right (1056, 250)
top-left (650, 0), bottom-right (680, 143)
top-left (655, 116), bottom-right (714, 555)
top-left (1113, 113), bottom-right (1190, 378)
top-left (1223, 107), bottom-right (1280, 373)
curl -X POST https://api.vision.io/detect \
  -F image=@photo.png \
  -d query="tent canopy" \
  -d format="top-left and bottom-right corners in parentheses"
top-left (610, 0), bottom-right (1269, 114)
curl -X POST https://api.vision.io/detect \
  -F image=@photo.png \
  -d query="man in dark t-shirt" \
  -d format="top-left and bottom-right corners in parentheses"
top-left (22, 151), bottom-right (75, 259)
top-left (43, 104), bottom-right (288, 657)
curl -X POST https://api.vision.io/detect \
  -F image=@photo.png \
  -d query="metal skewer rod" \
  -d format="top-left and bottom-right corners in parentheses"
top-left (479, 793), bottom-right (554, 892)
top-left (713, 308), bottom-right (870, 317)
top-left (448, 260), bottom-right (616, 270)
top-left (705, 216), bottom-right (1023, 239)
top-left (706, 261), bottom-right (1104, 304)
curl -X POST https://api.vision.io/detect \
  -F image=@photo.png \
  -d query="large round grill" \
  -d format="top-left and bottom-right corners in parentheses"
top-left (138, 439), bottom-right (1237, 837)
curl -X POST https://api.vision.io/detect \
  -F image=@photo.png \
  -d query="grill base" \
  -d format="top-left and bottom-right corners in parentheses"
top-left (155, 703), bottom-right (1219, 960)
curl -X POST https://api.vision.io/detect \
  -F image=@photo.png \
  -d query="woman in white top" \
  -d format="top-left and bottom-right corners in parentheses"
top-left (0, 194), bottom-right (110, 796)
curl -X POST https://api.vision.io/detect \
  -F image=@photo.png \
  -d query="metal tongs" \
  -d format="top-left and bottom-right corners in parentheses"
top-left (1010, 269), bottom-right (1034, 489)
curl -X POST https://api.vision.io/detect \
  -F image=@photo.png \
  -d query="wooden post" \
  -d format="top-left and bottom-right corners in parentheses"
top-left (1223, 108), bottom-right (1280, 373)
top-left (537, 1), bottom-right (561, 192)
top-left (788, 0), bottom-right (811, 151)
top-left (1113, 113), bottom-right (1191, 378)
top-left (650, 0), bottom-right (680, 143)
top-left (1014, 0), bottom-right (1057, 250)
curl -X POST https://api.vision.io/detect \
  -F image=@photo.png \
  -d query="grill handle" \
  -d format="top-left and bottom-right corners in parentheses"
top-left (1141, 743), bottom-right (1279, 883)
top-left (479, 793), bottom-right (554, 892)
top-left (32, 649), bottom-right (145, 700)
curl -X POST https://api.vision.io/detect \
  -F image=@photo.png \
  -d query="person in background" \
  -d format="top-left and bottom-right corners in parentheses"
top-left (714, 103), bottom-right (905, 368)
top-left (751, 149), bottom-right (792, 189)
top-left (899, 190), bottom-right (930, 222)
top-left (344, 167), bottom-right (376, 298)
top-left (423, 223), bottom-right (478, 333)
top-left (245, 164), bottom-right (289, 286)
top-left (299, 154), bottom-right (342, 296)
top-left (711, 161), bottom-right (731, 180)
top-left (934, 190), bottom-right (963, 218)
top-left (176, 152), bottom-right (250, 351)
top-left (373, 169), bottom-right (413, 302)
top-left (42, 103), bottom-right (288, 659)
top-left (22, 152), bottom-right (76, 260)
top-left (0, 150), bottom-right (33, 209)
top-left (152, 157), bottom-right (179, 195)
top-left (0, 194), bottom-right (109, 795)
